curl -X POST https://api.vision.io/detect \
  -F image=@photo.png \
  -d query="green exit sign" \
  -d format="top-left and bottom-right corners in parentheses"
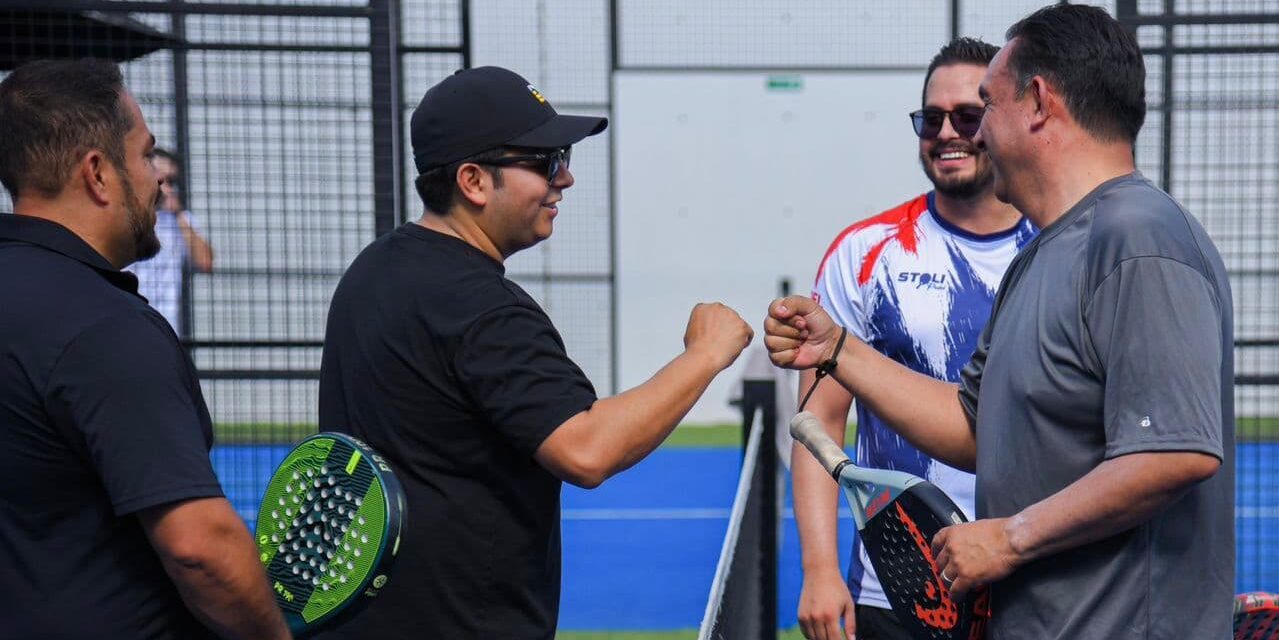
top-left (766, 75), bottom-right (803, 92)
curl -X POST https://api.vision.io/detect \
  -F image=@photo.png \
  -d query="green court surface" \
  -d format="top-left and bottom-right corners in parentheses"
top-left (661, 422), bottom-right (858, 447)
top-left (211, 422), bottom-right (756, 447)
top-left (214, 422), bottom-right (316, 444)
top-left (1237, 416), bottom-right (1279, 441)
top-left (216, 417), bottom-right (1278, 446)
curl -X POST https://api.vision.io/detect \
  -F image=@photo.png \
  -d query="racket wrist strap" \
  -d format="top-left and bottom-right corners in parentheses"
top-left (798, 326), bottom-right (849, 411)
top-left (815, 326), bottom-right (848, 379)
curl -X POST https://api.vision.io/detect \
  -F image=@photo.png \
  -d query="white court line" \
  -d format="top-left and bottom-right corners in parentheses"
top-left (1238, 506), bottom-right (1279, 519)
top-left (563, 507), bottom-right (1279, 521)
top-left (562, 508), bottom-right (729, 521)
top-left (561, 508), bottom-right (854, 521)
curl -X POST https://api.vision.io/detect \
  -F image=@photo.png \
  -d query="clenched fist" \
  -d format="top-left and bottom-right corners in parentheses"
top-left (763, 295), bottom-right (843, 370)
top-left (684, 302), bottom-right (753, 371)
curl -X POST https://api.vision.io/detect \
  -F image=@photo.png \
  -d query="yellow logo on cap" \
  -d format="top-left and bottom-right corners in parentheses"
top-left (527, 84), bottom-right (547, 104)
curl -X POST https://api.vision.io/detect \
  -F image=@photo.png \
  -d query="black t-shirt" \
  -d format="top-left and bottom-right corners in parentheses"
top-left (316, 223), bottom-right (597, 640)
top-left (0, 215), bottom-right (223, 639)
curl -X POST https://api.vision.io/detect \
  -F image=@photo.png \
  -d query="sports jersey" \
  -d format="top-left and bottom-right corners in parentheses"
top-left (811, 192), bottom-right (1036, 609)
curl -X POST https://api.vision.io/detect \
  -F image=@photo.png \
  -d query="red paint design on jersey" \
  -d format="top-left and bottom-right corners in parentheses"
top-left (814, 195), bottom-right (929, 286)
top-left (897, 502), bottom-right (959, 630)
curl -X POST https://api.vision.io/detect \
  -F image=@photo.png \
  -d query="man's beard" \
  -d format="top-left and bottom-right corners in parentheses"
top-left (122, 173), bottom-right (162, 262)
top-left (920, 151), bottom-right (995, 200)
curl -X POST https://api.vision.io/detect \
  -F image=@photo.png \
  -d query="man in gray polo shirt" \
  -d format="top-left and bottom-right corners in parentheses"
top-left (764, 5), bottom-right (1232, 638)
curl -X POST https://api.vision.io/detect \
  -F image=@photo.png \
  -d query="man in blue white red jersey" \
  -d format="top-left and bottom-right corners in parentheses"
top-left (792, 38), bottom-right (1036, 640)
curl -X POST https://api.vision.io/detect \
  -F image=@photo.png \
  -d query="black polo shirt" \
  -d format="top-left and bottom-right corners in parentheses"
top-left (316, 223), bottom-right (597, 640)
top-left (0, 214), bottom-right (222, 639)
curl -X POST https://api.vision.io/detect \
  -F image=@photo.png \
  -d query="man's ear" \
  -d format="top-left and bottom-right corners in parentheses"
top-left (454, 162), bottom-right (490, 208)
top-left (80, 150), bottom-right (113, 207)
top-left (1025, 75), bottom-right (1055, 132)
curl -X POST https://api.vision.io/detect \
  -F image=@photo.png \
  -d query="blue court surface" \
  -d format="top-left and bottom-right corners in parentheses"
top-left (214, 443), bottom-right (1279, 631)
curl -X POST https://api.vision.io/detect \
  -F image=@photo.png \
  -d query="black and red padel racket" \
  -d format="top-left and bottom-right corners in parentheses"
top-left (791, 411), bottom-right (989, 640)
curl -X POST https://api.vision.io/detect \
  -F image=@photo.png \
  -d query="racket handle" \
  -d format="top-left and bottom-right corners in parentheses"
top-left (790, 411), bottom-right (850, 478)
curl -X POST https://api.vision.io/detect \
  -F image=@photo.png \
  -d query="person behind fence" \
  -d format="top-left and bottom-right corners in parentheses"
top-left (128, 147), bottom-right (213, 337)
top-left (0, 59), bottom-right (291, 640)
top-left (767, 4), bottom-right (1233, 638)
top-left (314, 66), bottom-right (754, 640)
top-left (791, 37), bottom-right (1036, 640)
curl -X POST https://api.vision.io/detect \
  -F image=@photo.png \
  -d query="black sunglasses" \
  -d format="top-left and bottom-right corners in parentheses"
top-left (909, 107), bottom-right (985, 139)
top-left (480, 147), bottom-right (572, 183)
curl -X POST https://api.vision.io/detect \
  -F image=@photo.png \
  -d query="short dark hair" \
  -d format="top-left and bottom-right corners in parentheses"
top-left (1005, 4), bottom-right (1145, 143)
top-left (922, 37), bottom-right (1000, 105)
top-left (414, 147), bottom-right (508, 214)
top-left (0, 59), bottom-right (134, 199)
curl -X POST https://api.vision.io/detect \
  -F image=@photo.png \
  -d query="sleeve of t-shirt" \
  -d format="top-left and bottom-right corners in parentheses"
top-left (1085, 257), bottom-right (1224, 460)
top-left (956, 321), bottom-right (990, 423)
top-left (454, 305), bottom-right (599, 457)
top-left (813, 237), bottom-right (872, 342)
top-left (46, 313), bottom-right (224, 515)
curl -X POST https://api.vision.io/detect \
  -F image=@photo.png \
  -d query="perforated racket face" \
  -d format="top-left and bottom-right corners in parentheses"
top-left (859, 484), bottom-right (988, 640)
top-left (1234, 592), bottom-right (1279, 640)
top-left (255, 433), bottom-right (405, 636)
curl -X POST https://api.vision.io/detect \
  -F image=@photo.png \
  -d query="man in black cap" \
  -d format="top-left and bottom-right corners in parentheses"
top-left (316, 66), bottom-right (754, 639)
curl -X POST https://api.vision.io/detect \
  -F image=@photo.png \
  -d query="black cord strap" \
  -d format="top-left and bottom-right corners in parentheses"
top-left (797, 326), bottom-right (849, 412)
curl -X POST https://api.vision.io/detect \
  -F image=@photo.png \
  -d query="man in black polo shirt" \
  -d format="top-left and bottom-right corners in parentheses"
top-left (0, 60), bottom-right (290, 640)
top-left (316, 66), bottom-right (754, 639)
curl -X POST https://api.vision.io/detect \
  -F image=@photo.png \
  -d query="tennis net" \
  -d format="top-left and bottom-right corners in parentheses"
top-left (698, 378), bottom-right (779, 640)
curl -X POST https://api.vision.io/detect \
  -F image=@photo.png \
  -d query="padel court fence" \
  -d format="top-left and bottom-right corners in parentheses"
top-left (0, 0), bottom-right (619, 409)
top-left (0, 0), bottom-right (615, 536)
top-left (1, 0), bottom-right (1277, 633)
top-left (1120, 0), bottom-right (1279, 599)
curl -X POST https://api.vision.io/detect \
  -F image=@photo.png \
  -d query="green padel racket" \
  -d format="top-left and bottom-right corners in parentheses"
top-left (255, 432), bottom-right (406, 637)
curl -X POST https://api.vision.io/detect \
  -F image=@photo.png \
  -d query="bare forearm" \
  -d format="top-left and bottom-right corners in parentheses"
top-left (1004, 451), bottom-right (1220, 563)
top-left (832, 338), bottom-right (976, 470)
top-left (186, 233), bottom-right (213, 272)
top-left (537, 348), bottom-right (726, 487)
top-left (793, 370), bottom-right (850, 572)
top-left (143, 499), bottom-right (290, 640)
top-left (178, 214), bottom-right (214, 272)
top-left (593, 349), bottom-right (722, 468)
top-left (794, 450), bottom-right (845, 570)
top-left (167, 525), bottom-right (291, 640)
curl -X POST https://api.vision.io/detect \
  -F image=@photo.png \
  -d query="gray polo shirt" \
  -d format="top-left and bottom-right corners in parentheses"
top-left (958, 173), bottom-right (1233, 639)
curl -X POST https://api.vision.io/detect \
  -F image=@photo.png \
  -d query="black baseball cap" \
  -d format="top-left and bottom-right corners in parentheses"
top-left (410, 66), bottom-right (608, 173)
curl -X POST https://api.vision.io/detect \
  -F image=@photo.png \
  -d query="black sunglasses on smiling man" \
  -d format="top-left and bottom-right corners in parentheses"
top-left (909, 106), bottom-right (985, 139)
top-left (480, 146), bottom-right (572, 183)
